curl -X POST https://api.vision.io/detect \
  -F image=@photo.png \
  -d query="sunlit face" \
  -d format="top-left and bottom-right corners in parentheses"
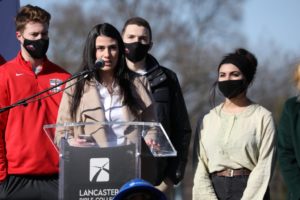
top-left (122, 24), bottom-right (151, 45)
top-left (218, 63), bottom-right (244, 81)
top-left (95, 35), bottom-right (119, 71)
top-left (16, 22), bottom-right (49, 58)
top-left (16, 21), bottom-right (49, 43)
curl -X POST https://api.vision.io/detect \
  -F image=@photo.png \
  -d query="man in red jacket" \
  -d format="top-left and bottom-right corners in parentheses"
top-left (0, 4), bottom-right (70, 200)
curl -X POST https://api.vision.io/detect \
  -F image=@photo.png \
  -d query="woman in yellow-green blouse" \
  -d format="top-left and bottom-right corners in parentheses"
top-left (193, 48), bottom-right (276, 200)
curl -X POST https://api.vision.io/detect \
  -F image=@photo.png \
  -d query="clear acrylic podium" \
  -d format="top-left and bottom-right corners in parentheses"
top-left (44, 121), bottom-right (177, 200)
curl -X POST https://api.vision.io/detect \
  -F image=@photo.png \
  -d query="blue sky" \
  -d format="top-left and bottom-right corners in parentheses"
top-left (243, 0), bottom-right (300, 53)
top-left (20, 0), bottom-right (300, 55)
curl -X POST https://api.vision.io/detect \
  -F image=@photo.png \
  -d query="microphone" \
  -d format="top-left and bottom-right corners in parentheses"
top-left (94, 59), bottom-right (105, 70)
top-left (0, 59), bottom-right (105, 113)
top-left (74, 59), bottom-right (104, 77)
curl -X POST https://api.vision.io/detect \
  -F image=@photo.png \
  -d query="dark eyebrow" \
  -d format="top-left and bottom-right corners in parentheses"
top-left (109, 44), bottom-right (117, 47)
top-left (139, 35), bottom-right (147, 39)
top-left (95, 44), bottom-right (118, 49)
top-left (231, 71), bottom-right (241, 74)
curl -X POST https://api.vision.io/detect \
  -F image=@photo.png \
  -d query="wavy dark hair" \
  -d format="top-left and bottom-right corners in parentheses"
top-left (70, 23), bottom-right (141, 119)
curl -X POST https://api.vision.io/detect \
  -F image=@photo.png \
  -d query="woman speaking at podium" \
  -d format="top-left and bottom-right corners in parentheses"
top-left (54, 23), bottom-right (158, 183)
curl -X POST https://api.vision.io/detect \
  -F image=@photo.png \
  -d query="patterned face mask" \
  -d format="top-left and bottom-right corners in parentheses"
top-left (23, 38), bottom-right (49, 59)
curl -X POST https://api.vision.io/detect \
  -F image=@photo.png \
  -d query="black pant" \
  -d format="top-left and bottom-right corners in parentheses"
top-left (0, 175), bottom-right (58, 200)
top-left (211, 175), bottom-right (270, 200)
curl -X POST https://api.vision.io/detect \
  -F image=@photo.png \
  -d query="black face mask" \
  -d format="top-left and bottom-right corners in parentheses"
top-left (124, 42), bottom-right (150, 62)
top-left (218, 80), bottom-right (247, 99)
top-left (23, 38), bottom-right (49, 59)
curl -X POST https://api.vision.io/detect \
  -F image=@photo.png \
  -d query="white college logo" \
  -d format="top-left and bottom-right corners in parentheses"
top-left (49, 78), bottom-right (63, 93)
top-left (89, 158), bottom-right (109, 182)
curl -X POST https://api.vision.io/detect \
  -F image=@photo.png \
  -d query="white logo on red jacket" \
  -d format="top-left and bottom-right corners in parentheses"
top-left (49, 79), bottom-right (63, 93)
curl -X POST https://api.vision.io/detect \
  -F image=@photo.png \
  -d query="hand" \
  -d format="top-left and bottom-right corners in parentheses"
top-left (68, 135), bottom-right (96, 147)
top-left (145, 139), bottom-right (161, 155)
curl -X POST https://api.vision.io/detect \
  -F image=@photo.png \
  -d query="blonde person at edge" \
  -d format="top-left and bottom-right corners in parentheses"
top-left (54, 23), bottom-right (158, 183)
top-left (193, 48), bottom-right (276, 200)
top-left (277, 63), bottom-right (300, 200)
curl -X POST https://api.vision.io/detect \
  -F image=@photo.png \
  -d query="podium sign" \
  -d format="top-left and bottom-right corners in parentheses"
top-left (61, 140), bottom-right (135, 200)
top-left (44, 122), bottom-right (176, 200)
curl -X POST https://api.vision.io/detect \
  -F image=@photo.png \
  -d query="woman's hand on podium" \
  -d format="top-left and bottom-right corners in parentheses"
top-left (68, 135), bottom-right (97, 147)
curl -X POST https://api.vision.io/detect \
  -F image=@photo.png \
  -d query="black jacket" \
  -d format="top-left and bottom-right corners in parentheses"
top-left (143, 54), bottom-right (191, 185)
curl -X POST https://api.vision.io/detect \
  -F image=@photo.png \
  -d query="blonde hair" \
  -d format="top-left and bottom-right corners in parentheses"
top-left (293, 63), bottom-right (300, 90)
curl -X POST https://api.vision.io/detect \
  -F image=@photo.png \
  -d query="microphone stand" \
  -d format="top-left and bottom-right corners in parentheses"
top-left (0, 68), bottom-right (95, 114)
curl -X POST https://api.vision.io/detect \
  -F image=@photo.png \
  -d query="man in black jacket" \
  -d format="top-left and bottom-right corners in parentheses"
top-left (122, 17), bottom-right (191, 198)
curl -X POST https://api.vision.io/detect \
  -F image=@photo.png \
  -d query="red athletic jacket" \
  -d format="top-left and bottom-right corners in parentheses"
top-left (0, 52), bottom-right (70, 181)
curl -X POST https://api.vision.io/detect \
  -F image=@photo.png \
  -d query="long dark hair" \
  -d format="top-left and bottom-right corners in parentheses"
top-left (70, 23), bottom-right (141, 119)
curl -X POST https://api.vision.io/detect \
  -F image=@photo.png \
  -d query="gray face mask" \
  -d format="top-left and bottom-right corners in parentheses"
top-left (124, 42), bottom-right (150, 62)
